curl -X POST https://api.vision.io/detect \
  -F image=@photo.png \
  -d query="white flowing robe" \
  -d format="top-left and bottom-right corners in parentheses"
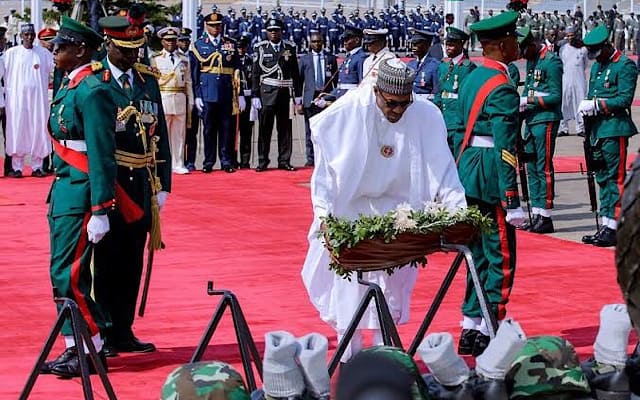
top-left (302, 85), bottom-right (467, 332)
top-left (559, 43), bottom-right (588, 131)
top-left (4, 45), bottom-right (54, 159)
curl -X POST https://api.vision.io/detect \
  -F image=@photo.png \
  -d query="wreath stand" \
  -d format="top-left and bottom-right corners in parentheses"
top-left (190, 281), bottom-right (263, 392)
top-left (327, 241), bottom-right (497, 376)
top-left (20, 294), bottom-right (116, 400)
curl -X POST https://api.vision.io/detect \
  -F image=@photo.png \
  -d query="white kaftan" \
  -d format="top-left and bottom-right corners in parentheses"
top-left (302, 85), bottom-right (467, 332)
top-left (559, 43), bottom-right (588, 133)
top-left (4, 45), bottom-right (54, 164)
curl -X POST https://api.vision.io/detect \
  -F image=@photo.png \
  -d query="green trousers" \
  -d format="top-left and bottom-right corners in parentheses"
top-left (448, 128), bottom-right (463, 158)
top-left (49, 213), bottom-right (105, 336)
top-left (524, 120), bottom-right (559, 210)
top-left (462, 198), bottom-right (517, 320)
top-left (594, 136), bottom-right (629, 219)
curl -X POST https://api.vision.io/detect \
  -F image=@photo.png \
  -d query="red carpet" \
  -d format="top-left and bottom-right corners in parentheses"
top-left (554, 153), bottom-right (637, 173)
top-left (0, 169), bottom-right (632, 399)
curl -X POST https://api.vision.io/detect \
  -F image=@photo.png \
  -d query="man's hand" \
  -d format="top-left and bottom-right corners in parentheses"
top-left (157, 191), bottom-right (168, 211)
top-left (252, 97), bottom-right (262, 110)
top-left (238, 96), bottom-right (246, 112)
top-left (195, 98), bottom-right (204, 113)
top-left (295, 103), bottom-right (304, 115)
top-left (519, 97), bottom-right (528, 112)
top-left (87, 215), bottom-right (110, 244)
top-left (505, 207), bottom-right (526, 227)
top-left (313, 98), bottom-right (328, 109)
top-left (578, 99), bottom-right (596, 116)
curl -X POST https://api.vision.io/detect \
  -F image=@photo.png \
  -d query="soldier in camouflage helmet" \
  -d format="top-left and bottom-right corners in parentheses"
top-left (505, 336), bottom-right (592, 399)
top-left (161, 361), bottom-right (250, 400)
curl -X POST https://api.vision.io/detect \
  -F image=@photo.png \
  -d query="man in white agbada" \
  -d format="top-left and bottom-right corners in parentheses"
top-left (558, 26), bottom-right (588, 136)
top-left (361, 28), bottom-right (396, 86)
top-left (302, 58), bottom-right (467, 362)
top-left (4, 23), bottom-right (54, 177)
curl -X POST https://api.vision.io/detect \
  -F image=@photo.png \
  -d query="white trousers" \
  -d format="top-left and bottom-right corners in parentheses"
top-left (12, 156), bottom-right (42, 171)
top-left (166, 113), bottom-right (186, 170)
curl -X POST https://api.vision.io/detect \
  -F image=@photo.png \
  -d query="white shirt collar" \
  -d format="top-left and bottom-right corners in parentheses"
top-left (107, 56), bottom-right (133, 87)
top-left (68, 62), bottom-right (92, 80)
top-left (451, 52), bottom-right (464, 65)
top-left (207, 32), bottom-right (220, 44)
top-left (348, 46), bottom-right (362, 56)
top-left (271, 40), bottom-right (282, 49)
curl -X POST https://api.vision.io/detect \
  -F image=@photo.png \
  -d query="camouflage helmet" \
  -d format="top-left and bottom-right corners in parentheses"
top-left (505, 336), bottom-right (591, 399)
top-left (160, 361), bottom-right (250, 400)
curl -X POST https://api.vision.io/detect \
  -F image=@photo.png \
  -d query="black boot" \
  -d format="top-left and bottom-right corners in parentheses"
top-left (40, 347), bottom-right (77, 374)
top-left (581, 358), bottom-right (630, 399)
top-left (582, 226), bottom-right (605, 244)
top-left (51, 350), bottom-right (108, 379)
top-left (529, 216), bottom-right (554, 234)
top-left (592, 227), bottom-right (617, 247)
top-left (423, 374), bottom-right (474, 399)
top-left (458, 329), bottom-right (479, 355)
top-left (626, 344), bottom-right (640, 396)
top-left (469, 376), bottom-right (509, 400)
top-left (472, 333), bottom-right (491, 357)
top-left (519, 214), bottom-right (540, 231)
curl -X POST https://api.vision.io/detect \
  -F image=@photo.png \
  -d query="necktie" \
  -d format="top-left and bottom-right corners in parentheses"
top-left (315, 53), bottom-right (324, 89)
top-left (170, 52), bottom-right (175, 64)
top-left (274, 44), bottom-right (279, 52)
top-left (119, 73), bottom-right (132, 98)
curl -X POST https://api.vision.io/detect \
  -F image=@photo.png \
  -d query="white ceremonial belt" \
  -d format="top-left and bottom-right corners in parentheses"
top-left (337, 83), bottom-right (357, 89)
top-left (469, 136), bottom-right (495, 148)
top-left (441, 92), bottom-right (458, 99)
top-left (262, 78), bottom-right (293, 88)
top-left (533, 91), bottom-right (549, 96)
top-left (414, 93), bottom-right (435, 101)
top-left (61, 140), bottom-right (87, 152)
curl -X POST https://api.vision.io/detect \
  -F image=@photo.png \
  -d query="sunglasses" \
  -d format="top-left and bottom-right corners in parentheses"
top-left (377, 89), bottom-right (413, 109)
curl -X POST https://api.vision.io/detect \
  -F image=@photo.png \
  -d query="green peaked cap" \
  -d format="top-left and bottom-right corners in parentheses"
top-left (583, 24), bottom-right (609, 46)
top-left (470, 11), bottom-right (521, 40)
top-left (517, 26), bottom-right (532, 44)
top-left (446, 26), bottom-right (469, 41)
top-left (52, 15), bottom-right (103, 48)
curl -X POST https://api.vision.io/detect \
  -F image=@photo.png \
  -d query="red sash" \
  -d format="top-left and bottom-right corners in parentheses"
top-left (456, 73), bottom-right (509, 164)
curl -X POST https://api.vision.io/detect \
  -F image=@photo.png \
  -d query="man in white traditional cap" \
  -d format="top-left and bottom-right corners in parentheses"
top-left (361, 28), bottom-right (396, 86)
top-left (558, 25), bottom-right (588, 137)
top-left (302, 58), bottom-right (467, 362)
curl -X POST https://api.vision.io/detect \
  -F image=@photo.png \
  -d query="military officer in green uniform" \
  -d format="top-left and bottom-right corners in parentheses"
top-left (41, 16), bottom-right (115, 378)
top-left (518, 26), bottom-right (563, 234)
top-left (433, 27), bottom-right (476, 155)
top-left (579, 25), bottom-right (638, 247)
top-left (456, 11), bottom-right (525, 357)
top-left (93, 12), bottom-right (172, 356)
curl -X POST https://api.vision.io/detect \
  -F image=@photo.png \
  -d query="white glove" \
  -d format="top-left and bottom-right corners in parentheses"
top-left (505, 207), bottom-right (526, 227)
top-left (238, 96), bottom-right (246, 112)
top-left (157, 191), bottom-right (168, 211)
top-left (87, 214), bottom-right (110, 244)
top-left (252, 97), bottom-right (262, 110)
top-left (313, 98), bottom-right (327, 108)
top-left (195, 98), bottom-right (204, 113)
top-left (578, 99), bottom-right (596, 116)
top-left (294, 96), bottom-right (302, 105)
top-left (519, 96), bottom-right (528, 112)
top-left (243, 89), bottom-right (252, 97)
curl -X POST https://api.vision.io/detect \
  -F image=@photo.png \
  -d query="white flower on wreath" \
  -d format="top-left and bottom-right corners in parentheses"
top-left (423, 201), bottom-right (443, 214)
top-left (393, 202), bottom-right (417, 232)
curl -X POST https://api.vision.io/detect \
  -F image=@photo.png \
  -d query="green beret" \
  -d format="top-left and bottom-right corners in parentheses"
top-left (445, 27), bottom-right (469, 41)
top-left (160, 361), bottom-right (250, 400)
top-left (583, 24), bottom-right (610, 47)
top-left (52, 16), bottom-right (102, 48)
top-left (470, 11), bottom-right (520, 40)
top-left (517, 26), bottom-right (532, 44)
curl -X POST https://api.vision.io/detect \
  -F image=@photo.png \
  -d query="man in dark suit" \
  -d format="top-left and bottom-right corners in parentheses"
top-left (251, 18), bottom-right (303, 172)
top-left (296, 32), bottom-right (337, 167)
top-left (236, 36), bottom-right (254, 168)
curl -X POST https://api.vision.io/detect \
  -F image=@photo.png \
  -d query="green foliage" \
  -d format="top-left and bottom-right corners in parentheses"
top-left (321, 204), bottom-right (493, 278)
top-left (43, 8), bottom-right (62, 25)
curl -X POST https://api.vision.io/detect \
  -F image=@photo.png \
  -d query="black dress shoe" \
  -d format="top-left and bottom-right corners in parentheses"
top-left (102, 344), bottom-right (118, 358)
top-left (582, 227), bottom-right (604, 244)
top-left (458, 329), bottom-right (479, 355)
top-left (304, 161), bottom-right (314, 167)
top-left (11, 170), bottom-right (23, 178)
top-left (185, 163), bottom-right (196, 172)
top-left (581, 358), bottom-right (630, 399)
top-left (529, 216), bottom-right (555, 234)
top-left (51, 350), bottom-right (107, 379)
top-left (31, 169), bottom-right (46, 177)
top-left (110, 337), bottom-right (156, 353)
top-left (278, 163), bottom-right (296, 171)
top-left (202, 165), bottom-right (213, 173)
top-left (519, 214), bottom-right (540, 231)
top-left (255, 165), bottom-right (268, 172)
top-left (472, 332), bottom-right (491, 357)
top-left (222, 166), bottom-right (236, 173)
top-left (239, 163), bottom-right (250, 169)
top-left (592, 227), bottom-right (617, 247)
top-left (41, 347), bottom-right (77, 374)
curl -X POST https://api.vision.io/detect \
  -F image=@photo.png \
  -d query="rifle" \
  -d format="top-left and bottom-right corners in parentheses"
top-left (516, 114), bottom-right (534, 225)
top-left (138, 240), bottom-right (165, 318)
top-left (581, 115), bottom-right (603, 231)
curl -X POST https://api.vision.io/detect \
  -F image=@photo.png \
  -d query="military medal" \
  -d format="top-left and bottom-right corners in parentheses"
top-left (604, 69), bottom-right (610, 88)
top-left (34, 64), bottom-right (39, 70)
top-left (420, 71), bottom-right (425, 87)
top-left (380, 145), bottom-right (394, 158)
top-left (453, 75), bottom-right (459, 90)
top-left (140, 100), bottom-right (157, 124)
top-left (283, 49), bottom-right (291, 61)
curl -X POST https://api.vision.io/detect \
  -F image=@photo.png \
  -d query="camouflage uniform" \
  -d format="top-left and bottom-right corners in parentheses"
top-left (505, 336), bottom-right (592, 399)
top-left (161, 361), bottom-right (250, 400)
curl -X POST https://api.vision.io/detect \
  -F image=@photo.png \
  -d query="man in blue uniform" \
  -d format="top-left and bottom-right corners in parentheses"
top-left (407, 29), bottom-right (440, 100)
top-left (291, 12), bottom-right (305, 52)
top-left (328, 13), bottom-right (342, 54)
top-left (332, 26), bottom-right (366, 97)
top-left (190, 12), bottom-right (245, 173)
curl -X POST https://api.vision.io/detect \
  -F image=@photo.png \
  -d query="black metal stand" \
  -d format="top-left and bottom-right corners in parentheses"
top-left (327, 271), bottom-right (404, 376)
top-left (20, 296), bottom-right (116, 400)
top-left (191, 281), bottom-right (263, 392)
top-left (407, 244), bottom-right (497, 356)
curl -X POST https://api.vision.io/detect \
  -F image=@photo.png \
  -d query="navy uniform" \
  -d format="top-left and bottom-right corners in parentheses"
top-left (251, 18), bottom-right (302, 172)
top-left (93, 13), bottom-right (171, 356)
top-left (291, 14), bottom-right (305, 51)
top-left (236, 37), bottom-right (254, 168)
top-left (328, 15), bottom-right (342, 54)
top-left (190, 12), bottom-right (242, 173)
top-left (178, 27), bottom-right (200, 172)
top-left (406, 29), bottom-right (440, 100)
top-left (332, 26), bottom-right (367, 97)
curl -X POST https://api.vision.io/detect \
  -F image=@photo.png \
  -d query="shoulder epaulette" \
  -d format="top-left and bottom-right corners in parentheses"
top-left (283, 40), bottom-right (296, 47)
top-left (150, 51), bottom-right (162, 58)
top-left (463, 59), bottom-right (471, 66)
top-left (84, 74), bottom-right (100, 88)
top-left (90, 61), bottom-right (104, 72)
top-left (253, 40), bottom-right (268, 48)
top-left (134, 62), bottom-right (161, 79)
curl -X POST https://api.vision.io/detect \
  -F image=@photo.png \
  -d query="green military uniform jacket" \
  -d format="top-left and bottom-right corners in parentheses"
top-left (523, 45), bottom-right (563, 125)
top-left (587, 50), bottom-right (638, 138)
top-left (457, 60), bottom-right (520, 208)
top-left (98, 58), bottom-right (172, 221)
top-left (508, 62), bottom-right (520, 87)
top-left (47, 64), bottom-right (117, 217)
top-left (433, 55), bottom-right (476, 134)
